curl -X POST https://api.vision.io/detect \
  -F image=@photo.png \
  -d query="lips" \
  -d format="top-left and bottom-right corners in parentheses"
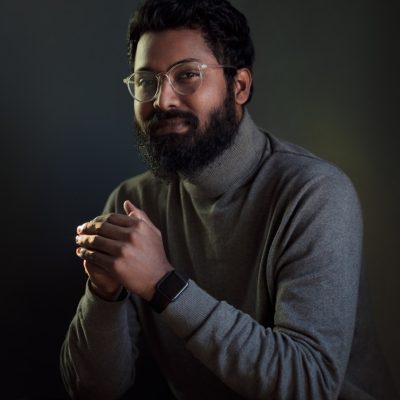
top-left (152, 117), bottom-right (191, 136)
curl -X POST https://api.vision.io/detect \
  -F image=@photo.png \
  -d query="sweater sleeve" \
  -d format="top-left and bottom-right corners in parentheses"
top-left (161, 170), bottom-right (363, 400)
top-left (60, 282), bottom-right (141, 400)
top-left (60, 185), bottom-right (146, 400)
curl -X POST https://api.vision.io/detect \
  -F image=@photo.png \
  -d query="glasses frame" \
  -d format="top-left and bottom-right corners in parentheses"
top-left (123, 61), bottom-right (237, 103)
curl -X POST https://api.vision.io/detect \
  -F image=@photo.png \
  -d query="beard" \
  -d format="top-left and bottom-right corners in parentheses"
top-left (134, 88), bottom-right (240, 180)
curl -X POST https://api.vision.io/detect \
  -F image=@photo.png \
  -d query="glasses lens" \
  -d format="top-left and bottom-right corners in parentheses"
top-left (170, 62), bottom-right (202, 95)
top-left (130, 71), bottom-right (158, 102)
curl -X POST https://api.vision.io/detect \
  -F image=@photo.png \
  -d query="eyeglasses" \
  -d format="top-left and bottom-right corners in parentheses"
top-left (123, 61), bottom-right (236, 103)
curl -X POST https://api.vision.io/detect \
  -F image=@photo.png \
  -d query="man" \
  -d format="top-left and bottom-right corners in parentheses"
top-left (60, 0), bottom-right (398, 399)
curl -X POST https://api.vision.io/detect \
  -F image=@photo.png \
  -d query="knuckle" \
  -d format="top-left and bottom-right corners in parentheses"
top-left (141, 210), bottom-right (149, 219)
top-left (88, 235), bottom-right (97, 245)
top-left (128, 230), bottom-right (136, 243)
top-left (84, 249), bottom-right (92, 259)
top-left (88, 214), bottom-right (112, 232)
top-left (80, 248), bottom-right (96, 262)
top-left (134, 219), bottom-right (146, 232)
top-left (92, 215), bottom-right (103, 223)
top-left (93, 222), bottom-right (103, 233)
top-left (119, 243), bottom-right (131, 258)
top-left (113, 258), bottom-right (123, 272)
top-left (104, 213), bottom-right (115, 223)
top-left (79, 248), bottom-right (88, 258)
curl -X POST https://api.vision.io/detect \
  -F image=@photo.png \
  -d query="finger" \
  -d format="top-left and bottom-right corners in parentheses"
top-left (76, 246), bottom-right (116, 271)
top-left (123, 200), bottom-right (160, 235)
top-left (124, 200), bottom-right (145, 221)
top-left (124, 200), bottom-right (136, 216)
top-left (77, 214), bottom-right (112, 233)
top-left (76, 234), bottom-right (124, 256)
top-left (78, 214), bottom-right (138, 236)
top-left (75, 234), bottom-right (110, 253)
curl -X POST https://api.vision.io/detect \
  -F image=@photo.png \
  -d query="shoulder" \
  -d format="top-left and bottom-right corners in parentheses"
top-left (263, 131), bottom-right (357, 195)
top-left (258, 133), bottom-right (364, 262)
top-left (253, 131), bottom-right (363, 226)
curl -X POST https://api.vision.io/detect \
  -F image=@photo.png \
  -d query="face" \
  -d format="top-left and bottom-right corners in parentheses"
top-left (132, 28), bottom-right (244, 179)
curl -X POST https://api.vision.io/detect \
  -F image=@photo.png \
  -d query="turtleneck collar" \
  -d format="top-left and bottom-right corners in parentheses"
top-left (181, 110), bottom-right (269, 199)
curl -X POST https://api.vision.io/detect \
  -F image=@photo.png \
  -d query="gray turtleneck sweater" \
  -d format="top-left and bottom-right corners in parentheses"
top-left (60, 111), bottom-right (397, 400)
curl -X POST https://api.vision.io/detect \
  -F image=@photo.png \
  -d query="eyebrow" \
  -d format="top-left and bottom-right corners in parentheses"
top-left (134, 58), bottom-right (201, 73)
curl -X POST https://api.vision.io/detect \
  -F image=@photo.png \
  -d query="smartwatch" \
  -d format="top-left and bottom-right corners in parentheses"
top-left (149, 270), bottom-right (189, 313)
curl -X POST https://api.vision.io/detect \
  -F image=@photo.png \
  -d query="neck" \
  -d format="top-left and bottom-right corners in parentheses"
top-left (182, 110), bottom-right (269, 199)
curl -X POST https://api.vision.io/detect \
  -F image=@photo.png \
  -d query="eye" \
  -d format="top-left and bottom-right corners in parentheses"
top-left (175, 70), bottom-right (201, 83)
top-left (136, 77), bottom-right (156, 88)
top-left (132, 72), bottom-right (157, 88)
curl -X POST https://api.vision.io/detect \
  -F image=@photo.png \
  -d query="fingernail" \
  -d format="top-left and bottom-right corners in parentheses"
top-left (75, 235), bottom-right (80, 244)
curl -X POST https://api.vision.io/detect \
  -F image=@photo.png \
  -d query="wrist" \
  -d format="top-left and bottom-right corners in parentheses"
top-left (149, 270), bottom-right (189, 313)
top-left (140, 265), bottom-right (174, 302)
top-left (89, 281), bottom-right (125, 302)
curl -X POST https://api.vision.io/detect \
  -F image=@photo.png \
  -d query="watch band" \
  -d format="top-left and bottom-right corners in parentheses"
top-left (149, 270), bottom-right (189, 313)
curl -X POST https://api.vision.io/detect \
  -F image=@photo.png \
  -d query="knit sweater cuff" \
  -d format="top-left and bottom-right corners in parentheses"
top-left (161, 279), bottom-right (219, 340)
top-left (77, 280), bottom-right (130, 332)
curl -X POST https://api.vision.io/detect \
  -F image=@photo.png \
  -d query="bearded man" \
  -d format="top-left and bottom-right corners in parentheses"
top-left (60, 1), bottom-right (398, 399)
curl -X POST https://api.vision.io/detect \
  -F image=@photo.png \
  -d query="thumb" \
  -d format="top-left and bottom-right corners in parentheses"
top-left (123, 200), bottom-right (137, 217)
top-left (123, 200), bottom-right (160, 235)
top-left (123, 200), bottom-right (147, 223)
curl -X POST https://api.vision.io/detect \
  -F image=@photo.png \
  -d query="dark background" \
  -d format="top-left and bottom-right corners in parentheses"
top-left (1, 1), bottom-right (398, 398)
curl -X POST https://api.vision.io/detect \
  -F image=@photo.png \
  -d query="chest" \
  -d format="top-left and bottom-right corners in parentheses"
top-left (160, 186), bottom-right (279, 325)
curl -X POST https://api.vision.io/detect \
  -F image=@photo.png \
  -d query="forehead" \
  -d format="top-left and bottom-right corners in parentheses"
top-left (134, 28), bottom-right (217, 71)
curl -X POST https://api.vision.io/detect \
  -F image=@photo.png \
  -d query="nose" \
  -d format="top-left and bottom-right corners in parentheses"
top-left (153, 75), bottom-right (181, 111)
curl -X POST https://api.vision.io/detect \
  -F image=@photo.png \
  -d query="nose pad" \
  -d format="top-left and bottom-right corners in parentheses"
top-left (153, 75), bottom-right (180, 110)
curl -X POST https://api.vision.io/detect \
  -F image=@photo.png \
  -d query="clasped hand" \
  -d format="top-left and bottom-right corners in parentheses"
top-left (75, 200), bottom-right (172, 301)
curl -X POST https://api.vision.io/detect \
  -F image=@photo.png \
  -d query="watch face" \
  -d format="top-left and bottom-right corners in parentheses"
top-left (158, 271), bottom-right (188, 301)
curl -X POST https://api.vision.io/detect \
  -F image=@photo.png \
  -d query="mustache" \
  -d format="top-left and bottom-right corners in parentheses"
top-left (144, 109), bottom-right (199, 133)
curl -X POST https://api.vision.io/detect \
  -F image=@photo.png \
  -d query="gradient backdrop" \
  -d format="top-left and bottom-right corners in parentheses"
top-left (1, 1), bottom-right (398, 398)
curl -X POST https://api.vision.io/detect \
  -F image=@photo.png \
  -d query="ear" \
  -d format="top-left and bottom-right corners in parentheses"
top-left (233, 68), bottom-right (252, 105)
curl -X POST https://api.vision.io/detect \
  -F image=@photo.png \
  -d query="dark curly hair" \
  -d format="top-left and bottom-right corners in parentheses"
top-left (127, 0), bottom-right (255, 103)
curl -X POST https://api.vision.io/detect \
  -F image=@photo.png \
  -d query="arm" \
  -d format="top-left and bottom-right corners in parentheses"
top-left (60, 200), bottom-right (151, 399)
top-left (61, 200), bottom-right (173, 399)
top-left (160, 172), bottom-right (363, 399)
top-left (60, 282), bottom-right (141, 400)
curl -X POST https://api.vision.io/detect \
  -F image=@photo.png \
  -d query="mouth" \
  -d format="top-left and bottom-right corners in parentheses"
top-left (152, 117), bottom-right (191, 136)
